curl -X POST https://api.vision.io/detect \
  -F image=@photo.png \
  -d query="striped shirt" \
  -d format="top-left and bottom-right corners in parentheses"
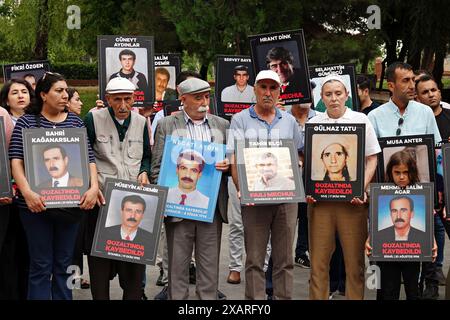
top-left (9, 112), bottom-right (95, 208)
top-left (183, 111), bottom-right (212, 142)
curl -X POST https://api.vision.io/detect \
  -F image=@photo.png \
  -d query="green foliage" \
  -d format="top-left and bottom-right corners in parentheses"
top-left (53, 62), bottom-right (97, 80)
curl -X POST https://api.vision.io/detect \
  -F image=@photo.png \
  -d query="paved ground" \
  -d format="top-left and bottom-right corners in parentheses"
top-left (73, 223), bottom-right (449, 300)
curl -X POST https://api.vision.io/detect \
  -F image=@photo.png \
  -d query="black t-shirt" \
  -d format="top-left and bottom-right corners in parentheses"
top-left (360, 101), bottom-right (380, 115)
top-left (435, 107), bottom-right (450, 143)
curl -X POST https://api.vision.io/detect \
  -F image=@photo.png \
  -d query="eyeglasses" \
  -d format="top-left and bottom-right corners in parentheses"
top-left (42, 71), bottom-right (63, 81)
top-left (396, 117), bottom-right (404, 136)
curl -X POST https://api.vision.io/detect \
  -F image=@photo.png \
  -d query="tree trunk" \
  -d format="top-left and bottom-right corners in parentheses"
top-left (200, 64), bottom-right (208, 81)
top-left (34, 0), bottom-right (49, 60)
top-left (420, 46), bottom-right (434, 71)
top-left (432, 43), bottom-right (446, 89)
top-left (360, 52), bottom-right (370, 74)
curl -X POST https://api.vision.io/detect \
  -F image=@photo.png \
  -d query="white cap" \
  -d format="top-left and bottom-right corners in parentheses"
top-left (105, 77), bottom-right (136, 94)
top-left (321, 74), bottom-right (346, 88)
top-left (254, 70), bottom-right (281, 86)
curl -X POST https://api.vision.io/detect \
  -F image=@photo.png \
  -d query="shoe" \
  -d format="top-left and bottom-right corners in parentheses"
top-left (142, 289), bottom-right (148, 300)
top-left (227, 271), bottom-right (241, 284)
top-left (80, 279), bottom-right (90, 289)
top-left (217, 289), bottom-right (227, 300)
top-left (328, 292), bottom-right (335, 300)
top-left (436, 267), bottom-right (446, 286)
top-left (154, 286), bottom-right (168, 300)
top-left (189, 263), bottom-right (196, 285)
top-left (156, 268), bottom-right (167, 287)
top-left (294, 256), bottom-right (311, 269)
top-left (421, 283), bottom-right (439, 300)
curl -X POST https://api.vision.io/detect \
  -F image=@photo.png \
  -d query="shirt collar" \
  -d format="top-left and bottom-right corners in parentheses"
top-left (388, 98), bottom-right (412, 117)
top-left (108, 106), bottom-right (131, 128)
top-left (249, 105), bottom-right (282, 120)
top-left (183, 110), bottom-right (208, 125)
top-left (322, 107), bottom-right (352, 121)
top-left (52, 171), bottom-right (69, 187)
top-left (121, 227), bottom-right (138, 241)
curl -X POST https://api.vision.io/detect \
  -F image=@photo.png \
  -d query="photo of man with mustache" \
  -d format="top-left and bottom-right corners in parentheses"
top-left (38, 144), bottom-right (83, 188)
top-left (102, 194), bottom-right (153, 243)
top-left (166, 149), bottom-right (209, 209)
top-left (377, 195), bottom-right (427, 242)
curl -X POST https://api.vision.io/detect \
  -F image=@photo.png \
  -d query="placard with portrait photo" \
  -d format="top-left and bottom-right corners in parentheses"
top-left (157, 136), bottom-right (225, 223)
top-left (98, 35), bottom-right (155, 106)
top-left (304, 123), bottom-right (366, 201)
top-left (91, 178), bottom-right (167, 265)
top-left (377, 134), bottom-right (436, 187)
top-left (369, 183), bottom-right (434, 262)
top-left (235, 139), bottom-right (305, 205)
top-left (152, 53), bottom-right (181, 114)
top-left (441, 143), bottom-right (450, 214)
top-left (22, 128), bottom-right (90, 208)
top-left (3, 60), bottom-right (51, 87)
top-left (309, 63), bottom-right (358, 112)
top-left (0, 117), bottom-right (12, 197)
top-left (215, 55), bottom-right (256, 119)
top-left (248, 29), bottom-right (311, 104)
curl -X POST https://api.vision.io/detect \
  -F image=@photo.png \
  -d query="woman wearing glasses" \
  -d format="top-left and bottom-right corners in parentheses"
top-left (9, 72), bottom-right (99, 300)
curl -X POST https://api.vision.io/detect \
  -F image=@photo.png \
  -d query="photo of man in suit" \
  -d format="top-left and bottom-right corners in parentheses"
top-left (109, 49), bottom-right (149, 95)
top-left (38, 144), bottom-right (83, 188)
top-left (166, 149), bottom-right (209, 209)
top-left (265, 47), bottom-right (302, 97)
top-left (155, 67), bottom-right (177, 101)
top-left (103, 194), bottom-right (152, 243)
top-left (378, 195), bottom-right (427, 242)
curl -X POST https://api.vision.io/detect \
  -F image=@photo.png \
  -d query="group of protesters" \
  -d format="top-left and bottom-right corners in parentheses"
top-left (0, 57), bottom-right (449, 301)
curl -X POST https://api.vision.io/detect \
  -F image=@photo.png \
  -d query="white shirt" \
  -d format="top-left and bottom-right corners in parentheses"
top-left (441, 101), bottom-right (450, 110)
top-left (120, 226), bottom-right (137, 241)
top-left (167, 187), bottom-right (209, 209)
top-left (308, 108), bottom-right (381, 157)
top-left (52, 171), bottom-right (69, 187)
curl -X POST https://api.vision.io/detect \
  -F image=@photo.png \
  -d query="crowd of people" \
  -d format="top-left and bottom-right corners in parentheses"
top-left (0, 59), bottom-right (449, 301)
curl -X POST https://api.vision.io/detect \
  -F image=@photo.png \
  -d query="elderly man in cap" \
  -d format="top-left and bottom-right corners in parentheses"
top-left (84, 77), bottom-right (151, 300)
top-left (306, 73), bottom-right (380, 300)
top-left (151, 77), bottom-right (229, 300)
top-left (228, 70), bottom-right (301, 300)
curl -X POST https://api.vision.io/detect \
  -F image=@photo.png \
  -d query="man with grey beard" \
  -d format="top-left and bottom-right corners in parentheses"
top-left (151, 77), bottom-right (230, 300)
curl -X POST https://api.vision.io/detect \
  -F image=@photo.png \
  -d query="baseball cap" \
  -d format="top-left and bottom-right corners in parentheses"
top-left (254, 70), bottom-right (281, 86)
top-left (105, 77), bottom-right (136, 94)
top-left (178, 78), bottom-right (211, 95)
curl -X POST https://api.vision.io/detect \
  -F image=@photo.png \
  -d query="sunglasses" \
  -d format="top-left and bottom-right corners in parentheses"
top-left (396, 117), bottom-right (404, 136)
top-left (42, 71), bottom-right (63, 81)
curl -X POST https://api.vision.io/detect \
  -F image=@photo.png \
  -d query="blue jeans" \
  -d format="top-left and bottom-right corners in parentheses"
top-left (20, 208), bottom-right (79, 300)
top-left (295, 203), bottom-right (309, 258)
top-left (435, 214), bottom-right (445, 267)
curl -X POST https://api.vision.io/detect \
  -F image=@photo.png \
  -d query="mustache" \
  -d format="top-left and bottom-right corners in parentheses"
top-left (197, 106), bottom-right (209, 113)
top-left (127, 218), bottom-right (137, 222)
top-left (49, 166), bottom-right (59, 171)
top-left (181, 177), bottom-right (194, 183)
top-left (395, 218), bottom-right (405, 223)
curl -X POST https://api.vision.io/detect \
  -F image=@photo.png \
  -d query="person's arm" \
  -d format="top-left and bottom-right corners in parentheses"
top-left (83, 112), bottom-right (96, 147)
top-left (350, 154), bottom-right (378, 205)
top-left (11, 159), bottom-right (45, 212)
top-left (138, 124), bottom-right (151, 185)
top-left (0, 110), bottom-right (14, 147)
top-left (150, 122), bottom-right (166, 184)
top-left (363, 154), bottom-right (378, 191)
top-left (79, 162), bottom-right (100, 209)
top-left (427, 112), bottom-right (442, 144)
